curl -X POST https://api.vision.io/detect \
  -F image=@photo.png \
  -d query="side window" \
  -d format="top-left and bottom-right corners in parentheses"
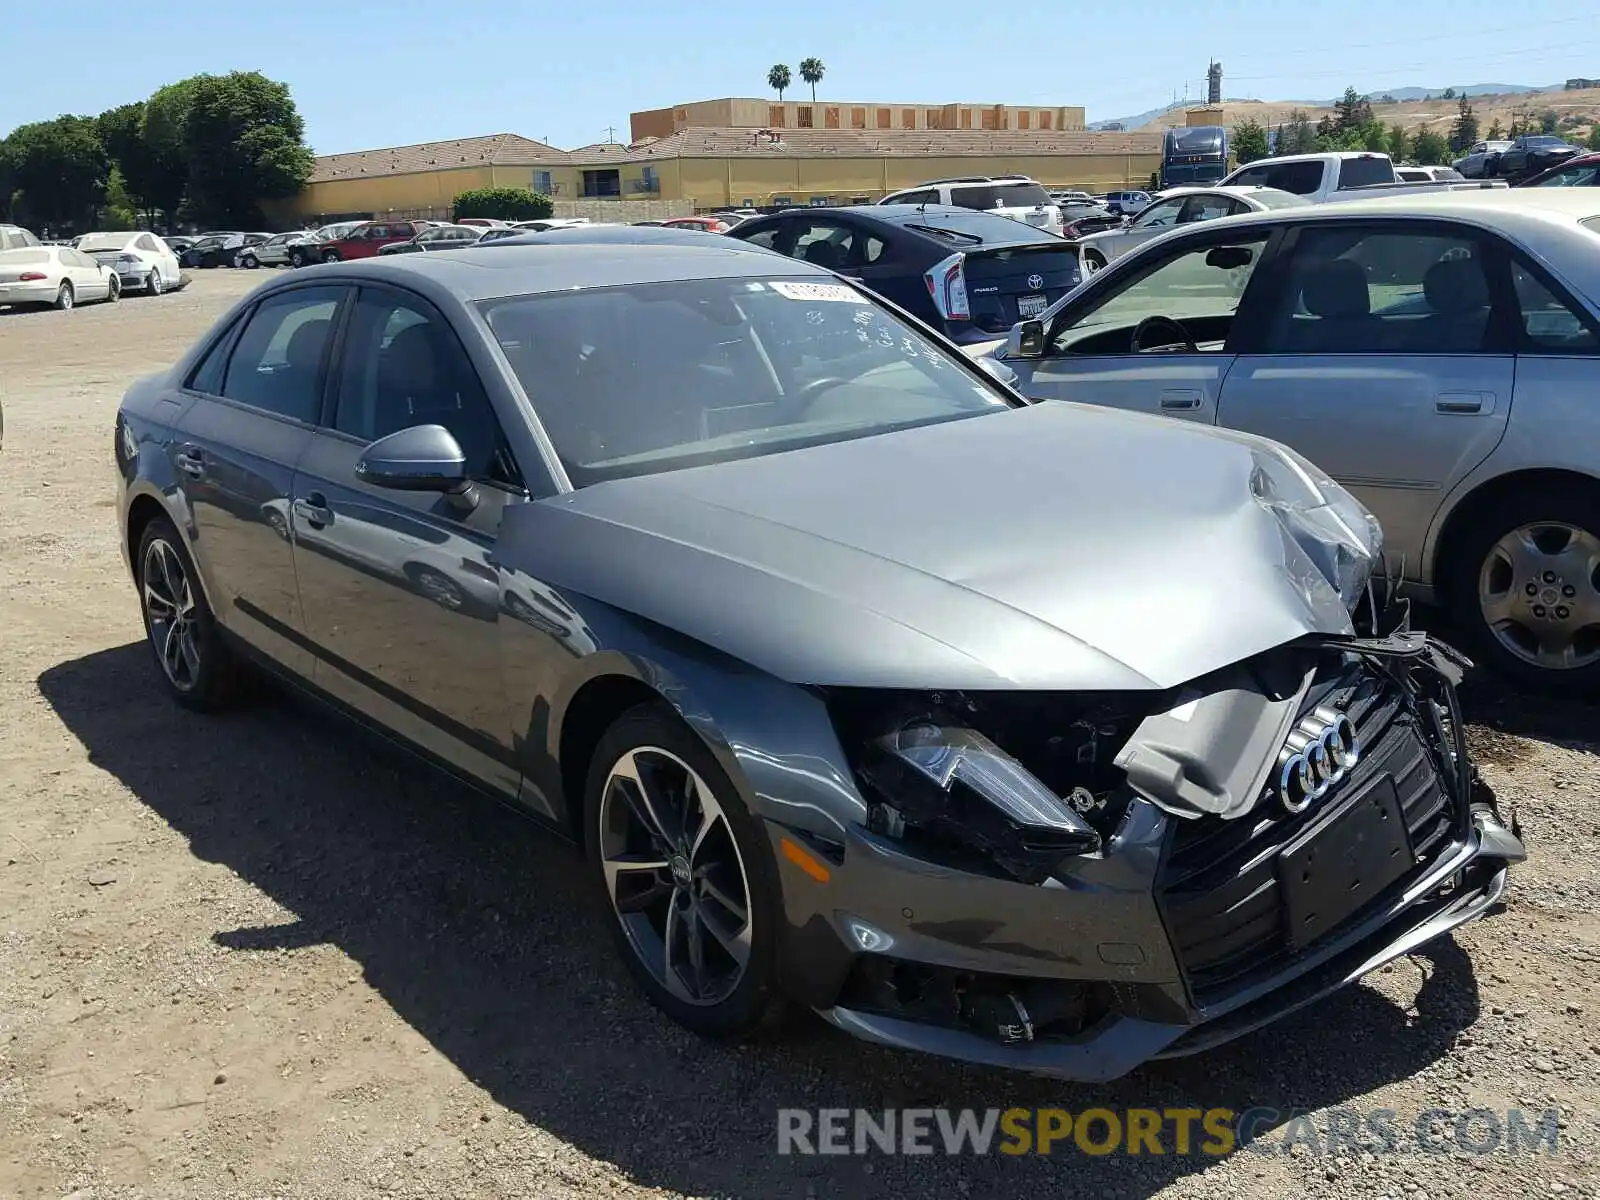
top-left (1135, 199), bottom-right (1185, 229)
top-left (332, 289), bottom-right (521, 487)
top-left (895, 189), bottom-right (937, 206)
top-left (737, 223), bottom-right (783, 251)
top-left (791, 221), bottom-right (854, 270)
top-left (1054, 235), bottom-right (1270, 354)
top-left (1263, 227), bottom-right (1493, 355)
top-left (136, 234), bottom-right (160, 253)
top-left (1180, 194), bottom-right (1237, 223)
top-left (862, 235), bottom-right (887, 264)
top-left (219, 286), bottom-right (344, 420)
top-left (1532, 163), bottom-right (1600, 188)
top-left (1228, 168), bottom-right (1268, 188)
top-left (188, 323), bottom-right (239, 395)
top-left (1510, 261), bottom-right (1600, 352)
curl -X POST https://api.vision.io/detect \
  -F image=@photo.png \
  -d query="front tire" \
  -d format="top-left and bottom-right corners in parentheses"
top-left (289, 248), bottom-right (307, 268)
top-left (136, 516), bottom-right (254, 711)
top-left (106, 276), bottom-right (121, 303)
top-left (240, 254), bottom-right (259, 269)
top-left (1447, 484), bottom-right (1600, 694)
top-left (584, 703), bottom-right (785, 1039)
top-left (321, 249), bottom-right (342, 263)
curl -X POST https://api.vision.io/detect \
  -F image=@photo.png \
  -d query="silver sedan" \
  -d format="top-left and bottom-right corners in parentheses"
top-left (993, 188), bottom-right (1600, 692)
top-left (1077, 186), bottom-right (1310, 274)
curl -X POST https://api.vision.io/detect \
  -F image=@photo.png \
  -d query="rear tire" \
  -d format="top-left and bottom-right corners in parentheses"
top-left (1445, 483), bottom-right (1600, 695)
top-left (54, 282), bottom-right (74, 310)
top-left (1083, 249), bottom-right (1108, 274)
top-left (106, 276), bottom-right (121, 303)
top-left (135, 516), bottom-right (256, 711)
top-left (321, 249), bottom-right (342, 263)
top-left (289, 249), bottom-right (306, 268)
top-left (148, 267), bottom-right (164, 295)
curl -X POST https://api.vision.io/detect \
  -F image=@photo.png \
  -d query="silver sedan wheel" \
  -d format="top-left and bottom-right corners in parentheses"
top-left (1478, 521), bottom-right (1600, 670)
top-left (597, 747), bottom-right (753, 1007)
top-left (142, 537), bottom-right (202, 690)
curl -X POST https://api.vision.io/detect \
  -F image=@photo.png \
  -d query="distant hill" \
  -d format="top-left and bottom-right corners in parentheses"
top-left (1090, 83), bottom-right (1556, 131)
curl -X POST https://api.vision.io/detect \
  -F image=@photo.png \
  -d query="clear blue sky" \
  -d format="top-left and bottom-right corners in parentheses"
top-left (3, 0), bottom-right (1597, 152)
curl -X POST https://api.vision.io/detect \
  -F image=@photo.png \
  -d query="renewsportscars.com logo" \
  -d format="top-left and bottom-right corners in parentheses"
top-left (777, 1106), bottom-right (1564, 1158)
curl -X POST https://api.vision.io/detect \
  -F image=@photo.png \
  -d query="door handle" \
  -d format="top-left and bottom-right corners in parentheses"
top-left (293, 493), bottom-right (333, 528)
top-left (1435, 392), bottom-right (1491, 414)
top-left (175, 447), bottom-right (205, 478)
top-left (1159, 389), bottom-right (1204, 411)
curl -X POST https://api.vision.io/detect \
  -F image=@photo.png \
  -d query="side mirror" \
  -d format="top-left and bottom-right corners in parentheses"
top-left (356, 424), bottom-right (469, 493)
top-left (1009, 319), bottom-right (1047, 359)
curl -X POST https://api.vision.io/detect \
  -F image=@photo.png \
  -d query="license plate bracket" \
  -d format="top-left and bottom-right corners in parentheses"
top-left (1017, 293), bottom-right (1047, 318)
top-left (1278, 776), bottom-right (1414, 952)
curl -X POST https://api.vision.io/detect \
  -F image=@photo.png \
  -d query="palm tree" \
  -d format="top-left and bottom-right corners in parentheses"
top-left (767, 64), bottom-right (791, 101)
top-left (798, 58), bottom-right (825, 102)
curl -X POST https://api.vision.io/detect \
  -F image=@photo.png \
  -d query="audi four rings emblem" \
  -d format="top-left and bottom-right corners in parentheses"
top-left (1026, 273), bottom-right (1045, 290)
top-left (1276, 705), bottom-right (1361, 814)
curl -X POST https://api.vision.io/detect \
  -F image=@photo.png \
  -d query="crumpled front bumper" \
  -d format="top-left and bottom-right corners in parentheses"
top-left (796, 632), bottom-right (1524, 1082)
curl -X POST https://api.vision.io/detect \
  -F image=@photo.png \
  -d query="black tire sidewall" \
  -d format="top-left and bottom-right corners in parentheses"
top-left (582, 701), bottom-right (785, 1038)
top-left (55, 283), bottom-right (73, 309)
top-left (1446, 485), bottom-right (1600, 693)
top-left (135, 516), bottom-right (242, 710)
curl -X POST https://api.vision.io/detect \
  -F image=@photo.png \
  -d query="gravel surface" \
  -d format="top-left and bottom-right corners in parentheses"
top-left (1, 270), bottom-right (1597, 1199)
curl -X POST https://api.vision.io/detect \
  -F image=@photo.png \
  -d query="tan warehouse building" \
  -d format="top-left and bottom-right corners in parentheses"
top-left (285, 97), bottom-right (1163, 222)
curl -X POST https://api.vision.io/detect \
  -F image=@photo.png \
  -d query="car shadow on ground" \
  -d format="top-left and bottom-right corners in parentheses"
top-left (39, 643), bottom-right (1498, 1199)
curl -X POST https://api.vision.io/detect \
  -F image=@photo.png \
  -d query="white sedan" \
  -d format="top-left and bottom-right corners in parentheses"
top-left (0, 245), bottom-right (122, 309)
top-left (1077, 186), bottom-right (1310, 273)
top-left (76, 230), bottom-right (181, 295)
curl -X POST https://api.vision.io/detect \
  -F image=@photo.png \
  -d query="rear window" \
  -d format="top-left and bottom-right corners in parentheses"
top-left (901, 211), bottom-right (1060, 245)
top-left (0, 249), bottom-right (50, 264)
top-left (1335, 157), bottom-right (1395, 189)
top-left (1582, 216), bottom-right (1600, 235)
top-left (987, 183), bottom-right (1052, 207)
top-left (78, 233), bottom-right (132, 252)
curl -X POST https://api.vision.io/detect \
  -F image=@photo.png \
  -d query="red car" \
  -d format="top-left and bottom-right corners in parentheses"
top-left (317, 219), bottom-right (431, 262)
top-left (1517, 151), bottom-right (1600, 188)
top-left (660, 216), bottom-right (732, 233)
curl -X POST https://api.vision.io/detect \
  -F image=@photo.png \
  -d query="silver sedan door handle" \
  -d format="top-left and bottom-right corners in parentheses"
top-left (1435, 392), bottom-right (1491, 414)
top-left (175, 448), bottom-right (205, 478)
top-left (1159, 389), bottom-right (1204, 411)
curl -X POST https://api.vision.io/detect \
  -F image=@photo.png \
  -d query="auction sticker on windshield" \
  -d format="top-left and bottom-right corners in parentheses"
top-left (770, 282), bottom-right (867, 303)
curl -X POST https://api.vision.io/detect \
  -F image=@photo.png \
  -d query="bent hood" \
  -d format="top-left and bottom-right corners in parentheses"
top-left (504, 402), bottom-right (1380, 691)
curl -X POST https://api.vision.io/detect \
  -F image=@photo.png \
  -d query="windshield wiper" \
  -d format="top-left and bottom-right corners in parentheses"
top-left (907, 224), bottom-right (983, 245)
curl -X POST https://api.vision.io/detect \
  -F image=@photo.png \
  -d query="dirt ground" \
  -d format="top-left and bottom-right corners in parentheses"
top-left (1, 269), bottom-right (1598, 1200)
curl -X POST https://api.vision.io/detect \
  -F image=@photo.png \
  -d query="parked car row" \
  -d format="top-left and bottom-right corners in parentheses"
top-left (115, 209), bottom-right (1528, 1087)
top-left (1455, 135), bottom-right (1583, 183)
top-left (0, 226), bottom-right (181, 309)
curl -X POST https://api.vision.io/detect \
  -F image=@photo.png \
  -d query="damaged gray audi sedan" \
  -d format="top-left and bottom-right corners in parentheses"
top-left (114, 243), bottom-right (1525, 1079)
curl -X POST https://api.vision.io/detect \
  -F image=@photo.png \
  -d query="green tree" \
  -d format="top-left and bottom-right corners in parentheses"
top-left (1334, 86), bottom-right (1374, 133)
top-left (1449, 95), bottom-right (1479, 153)
top-left (1279, 109), bottom-right (1318, 155)
top-left (1387, 123), bottom-right (1409, 161)
top-left (798, 57), bottom-right (825, 102)
top-left (1231, 118), bottom-right (1269, 164)
top-left (766, 64), bottom-right (791, 101)
top-left (1362, 122), bottom-right (1388, 152)
top-left (1588, 125), bottom-right (1600, 151)
top-left (1487, 118), bottom-right (1505, 139)
top-left (101, 166), bottom-right (139, 229)
top-left (0, 116), bottom-right (108, 230)
top-left (180, 72), bottom-right (314, 226)
top-left (1442, 87), bottom-right (1457, 100)
top-left (1411, 129), bottom-right (1450, 164)
top-left (452, 186), bottom-right (553, 221)
top-left (1540, 109), bottom-right (1560, 134)
top-left (96, 102), bottom-right (161, 222)
top-left (142, 79), bottom-right (200, 223)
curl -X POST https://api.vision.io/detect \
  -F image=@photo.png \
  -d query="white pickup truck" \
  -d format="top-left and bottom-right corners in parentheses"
top-left (1217, 151), bottom-right (1508, 204)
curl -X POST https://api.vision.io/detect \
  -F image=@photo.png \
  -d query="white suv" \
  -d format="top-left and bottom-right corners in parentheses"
top-left (878, 176), bottom-right (1063, 236)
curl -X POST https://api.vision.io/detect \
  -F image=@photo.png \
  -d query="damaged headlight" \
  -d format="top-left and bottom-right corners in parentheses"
top-left (858, 713), bottom-right (1103, 883)
top-left (1248, 444), bottom-right (1384, 612)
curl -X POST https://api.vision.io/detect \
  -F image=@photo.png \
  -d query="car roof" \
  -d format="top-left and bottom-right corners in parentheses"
top-left (287, 242), bottom-right (830, 304)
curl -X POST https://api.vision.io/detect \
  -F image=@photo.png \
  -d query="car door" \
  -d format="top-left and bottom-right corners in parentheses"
top-left (170, 283), bottom-right (346, 672)
top-left (1216, 219), bottom-right (1515, 575)
top-left (1007, 225), bottom-right (1277, 423)
top-left (64, 248), bottom-right (106, 298)
top-left (289, 282), bottom-right (529, 795)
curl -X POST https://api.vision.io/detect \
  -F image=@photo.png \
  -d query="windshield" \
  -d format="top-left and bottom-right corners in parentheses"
top-left (1527, 136), bottom-right (1567, 148)
top-left (1536, 162), bottom-right (1600, 187)
top-left (481, 277), bottom-right (1014, 485)
top-left (77, 233), bottom-right (132, 252)
top-left (1162, 162), bottom-right (1228, 186)
top-left (902, 211), bottom-right (1061, 245)
top-left (0, 249), bottom-right (50, 264)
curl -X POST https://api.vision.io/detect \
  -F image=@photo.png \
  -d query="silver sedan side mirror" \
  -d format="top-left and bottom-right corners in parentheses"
top-left (1008, 319), bottom-right (1047, 359)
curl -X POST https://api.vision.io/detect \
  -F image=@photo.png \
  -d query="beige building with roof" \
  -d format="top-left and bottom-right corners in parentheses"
top-left (281, 110), bottom-right (1163, 222)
